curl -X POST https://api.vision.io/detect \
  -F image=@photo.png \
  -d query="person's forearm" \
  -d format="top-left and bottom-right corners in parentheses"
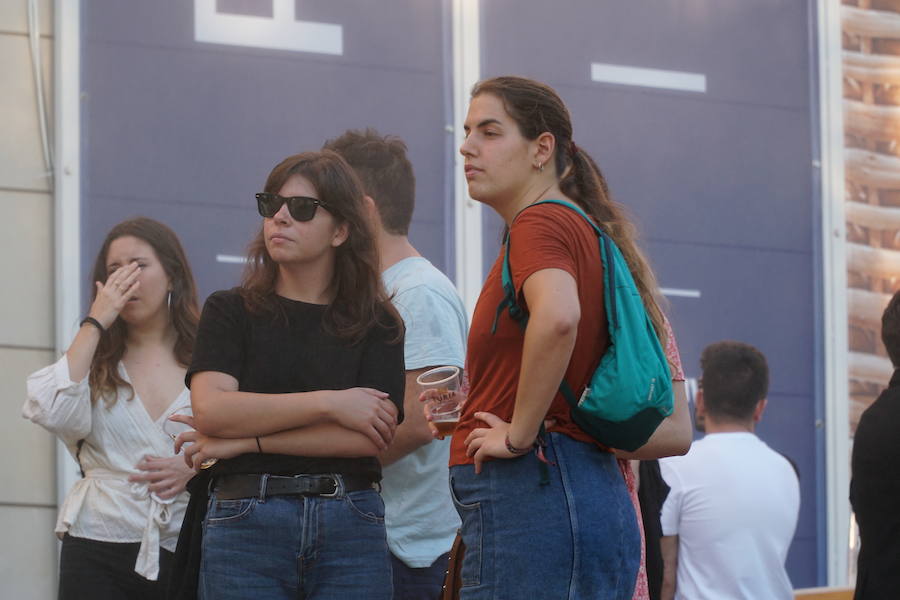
top-left (616, 380), bottom-right (691, 460)
top-left (660, 535), bottom-right (678, 600)
top-left (192, 387), bottom-right (331, 438)
top-left (380, 420), bottom-right (435, 466)
top-left (380, 369), bottom-right (437, 466)
top-left (508, 313), bottom-right (578, 448)
top-left (260, 422), bottom-right (382, 457)
top-left (65, 324), bottom-right (103, 383)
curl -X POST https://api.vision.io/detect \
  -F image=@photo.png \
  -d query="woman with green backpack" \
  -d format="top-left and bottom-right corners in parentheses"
top-left (448, 75), bottom-right (680, 599)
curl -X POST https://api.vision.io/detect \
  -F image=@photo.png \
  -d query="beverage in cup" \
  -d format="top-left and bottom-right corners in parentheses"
top-left (417, 366), bottom-right (462, 436)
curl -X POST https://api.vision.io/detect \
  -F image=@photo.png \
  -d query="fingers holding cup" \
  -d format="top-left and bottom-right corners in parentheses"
top-left (417, 366), bottom-right (463, 438)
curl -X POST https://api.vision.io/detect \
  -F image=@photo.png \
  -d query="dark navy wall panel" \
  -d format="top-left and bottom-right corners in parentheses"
top-left (567, 91), bottom-right (813, 253)
top-left (82, 1), bottom-right (453, 303)
top-left (647, 241), bottom-right (815, 397)
top-left (480, 0), bottom-right (810, 110)
top-left (481, 0), bottom-right (820, 587)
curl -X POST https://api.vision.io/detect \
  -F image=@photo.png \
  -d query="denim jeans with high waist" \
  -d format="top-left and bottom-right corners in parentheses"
top-left (449, 432), bottom-right (640, 600)
top-left (198, 485), bottom-right (392, 600)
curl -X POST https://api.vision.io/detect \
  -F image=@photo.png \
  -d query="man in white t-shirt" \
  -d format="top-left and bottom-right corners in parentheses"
top-left (659, 341), bottom-right (799, 600)
top-left (325, 130), bottom-right (467, 600)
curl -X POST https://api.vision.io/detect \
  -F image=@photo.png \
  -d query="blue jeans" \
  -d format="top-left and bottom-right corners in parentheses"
top-left (198, 485), bottom-right (392, 600)
top-left (449, 433), bottom-right (640, 600)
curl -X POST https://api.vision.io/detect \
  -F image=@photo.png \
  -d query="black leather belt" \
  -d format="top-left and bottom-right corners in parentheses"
top-left (213, 473), bottom-right (376, 501)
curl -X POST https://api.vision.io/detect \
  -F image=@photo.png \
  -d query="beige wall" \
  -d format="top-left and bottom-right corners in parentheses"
top-left (0, 1), bottom-right (59, 599)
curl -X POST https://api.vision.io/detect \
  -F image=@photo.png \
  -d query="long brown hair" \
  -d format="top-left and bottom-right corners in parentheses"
top-left (471, 76), bottom-right (667, 345)
top-left (241, 150), bottom-right (402, 344)
top-left (88, 217), bottom-right (200, 405)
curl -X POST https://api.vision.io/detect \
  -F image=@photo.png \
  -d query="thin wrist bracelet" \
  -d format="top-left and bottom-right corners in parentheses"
top-left (505, 433), bottom-right (531, 455)
top-left (256, 436), bottom-right (263, 453)
top-left (80, 317), bottom-right (105, 334)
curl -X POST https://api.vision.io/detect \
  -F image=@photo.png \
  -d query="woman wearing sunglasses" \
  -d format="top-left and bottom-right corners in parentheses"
top-left (24, 217), bottom-right (200, 599)
top-left (170, 150), bottom-right (405, 600)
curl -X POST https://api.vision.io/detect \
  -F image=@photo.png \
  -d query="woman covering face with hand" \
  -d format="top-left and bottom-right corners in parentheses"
top-left (24, 217), bottom-right (200, 599)
top-left (169, 150), bottom-right (405, 600)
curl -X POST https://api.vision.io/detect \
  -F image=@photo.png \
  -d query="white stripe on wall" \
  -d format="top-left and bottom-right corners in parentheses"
top-left (194, 0), bottom-right (343, 55)
top-left (216, 254), bottom-right (247, 264)
top-left (590, 62), bottom-right (707, 93)
top-left (660, 287), bottom-right (702, 299)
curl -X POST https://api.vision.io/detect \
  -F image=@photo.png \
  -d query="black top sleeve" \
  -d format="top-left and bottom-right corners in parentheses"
top-left (185, 290), bottom-right (246, 388)
top-left (357, 312), bottom-right (406, 424)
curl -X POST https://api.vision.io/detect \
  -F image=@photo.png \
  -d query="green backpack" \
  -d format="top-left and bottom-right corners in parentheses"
top-left (494, 199), bottom-right (673, 452)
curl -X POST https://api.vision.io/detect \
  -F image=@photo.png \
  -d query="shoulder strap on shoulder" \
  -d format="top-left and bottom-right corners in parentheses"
top-left (491, 230), bottom-right (528, 333)
top-left (530, 199), bottom-right (617, 327)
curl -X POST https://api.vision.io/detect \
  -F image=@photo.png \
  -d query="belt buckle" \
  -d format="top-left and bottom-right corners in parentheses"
top-left (317, 474), bottom-right (343, 498)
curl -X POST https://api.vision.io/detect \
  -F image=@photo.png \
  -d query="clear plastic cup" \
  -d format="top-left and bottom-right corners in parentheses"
top-left (417, 366), bottom-right (462, 437)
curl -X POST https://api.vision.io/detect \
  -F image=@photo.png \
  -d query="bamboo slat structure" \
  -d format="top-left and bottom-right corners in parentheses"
top-left (844, 51), bottom-right (900, 84)
top-left (842, 5), bottom-right (900, 39)
top-left (842, 0), bottom-right (900, 437)
top-left (844, 100), bottom-right (900, 140)
top-left (845, 148), bottom-right (900, 189)
top-left (848, 287), bottom-right (892, 329)
top-left (847, 243), bottom-right (900, 279)
top-left (846, 201), bottom-right (900, 230)
top-left (849, 351), bottom-right (894, 383)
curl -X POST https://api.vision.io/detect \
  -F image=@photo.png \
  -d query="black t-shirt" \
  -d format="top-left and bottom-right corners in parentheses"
top-left (186, 288), bottom-right (405, 483)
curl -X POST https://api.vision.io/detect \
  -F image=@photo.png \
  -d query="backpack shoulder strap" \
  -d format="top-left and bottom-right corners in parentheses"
top-left (523, 200), bottom-right (621, 409)
top-left (491, 230), bottom-right (528, 333)
top-left (531, 199), bottom-right (618, 328)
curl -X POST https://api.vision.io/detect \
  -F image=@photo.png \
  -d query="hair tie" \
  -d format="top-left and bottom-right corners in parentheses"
top-left (569, 141), bottom-right (578, 157)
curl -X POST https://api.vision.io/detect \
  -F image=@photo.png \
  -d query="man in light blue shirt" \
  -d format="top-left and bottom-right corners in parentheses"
top-left (325, 130), bottom-right (467, 599)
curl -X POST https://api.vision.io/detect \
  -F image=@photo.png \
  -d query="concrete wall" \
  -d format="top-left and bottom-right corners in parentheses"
top-left (0, 1), bottom-right (59, 598)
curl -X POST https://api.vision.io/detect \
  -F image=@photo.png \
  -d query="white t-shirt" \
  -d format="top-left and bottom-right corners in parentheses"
top-left (660, 432), bottom-right (800, 600)
top-left (381, 257), bottom-right (467, 568)
top-left (23, 356), bottom-right (189, 580)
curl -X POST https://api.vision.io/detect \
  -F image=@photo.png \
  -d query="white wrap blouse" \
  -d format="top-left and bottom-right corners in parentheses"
top-left (23, 356), bottom-right (190, 580)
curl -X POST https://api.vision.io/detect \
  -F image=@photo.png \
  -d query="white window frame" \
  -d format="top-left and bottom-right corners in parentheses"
top-left (451, 0), bottom-right (483, 317)
top-left (817, 0), bottom-right (850, 587)
top-left (54, 0), bottom-right (85, 506)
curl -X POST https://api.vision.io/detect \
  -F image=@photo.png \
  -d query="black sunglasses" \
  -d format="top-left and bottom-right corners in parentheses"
top-left (255, 193), bottom-right (331, 222)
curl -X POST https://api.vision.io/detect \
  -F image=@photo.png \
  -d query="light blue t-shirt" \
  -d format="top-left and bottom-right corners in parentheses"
top-left (381, 256), bottom-right (467, 568)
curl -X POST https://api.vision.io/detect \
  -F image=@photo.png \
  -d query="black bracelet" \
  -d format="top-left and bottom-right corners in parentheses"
top-left (80, 317), bottom-right (105, 334)
top-left (505, 433), bottom-right (531, 455)
top-left (256, 436), bottom-right (263, 453)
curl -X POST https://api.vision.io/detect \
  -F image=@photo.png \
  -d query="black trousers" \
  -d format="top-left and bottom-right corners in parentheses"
top-left (59, 534), bottom-right (174, 600)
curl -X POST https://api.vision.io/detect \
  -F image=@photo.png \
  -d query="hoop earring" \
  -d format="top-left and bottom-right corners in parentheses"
top-left (537, 162), bottom-right (544, 172)
top-left (167, 291), bottom-right (172, 311)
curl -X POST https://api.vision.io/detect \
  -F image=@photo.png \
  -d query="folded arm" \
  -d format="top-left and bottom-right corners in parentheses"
top-left (176, 419), bottom-right (385, 470)
top-left (190, 371), bottom-right (397, 450)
